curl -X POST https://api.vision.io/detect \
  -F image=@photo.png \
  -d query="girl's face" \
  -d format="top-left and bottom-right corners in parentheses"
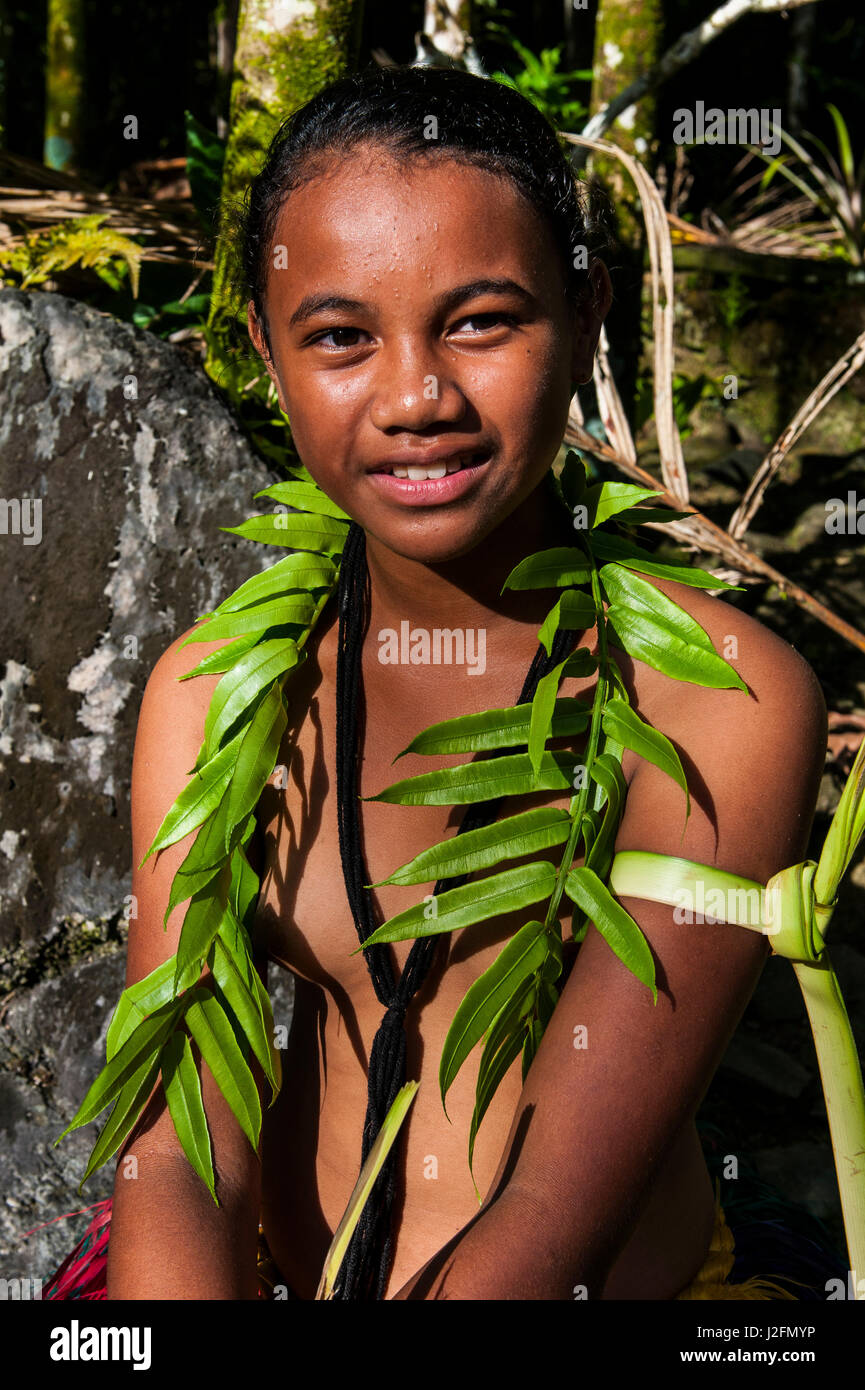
top-left (249, 146), bottom-right (608, 564)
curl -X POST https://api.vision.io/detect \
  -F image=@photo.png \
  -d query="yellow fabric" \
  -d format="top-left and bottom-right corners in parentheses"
top-left (675, 1181), bottom-right (799, 1301)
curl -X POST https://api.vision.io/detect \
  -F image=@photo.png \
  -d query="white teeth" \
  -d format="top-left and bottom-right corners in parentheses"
top-left (385, 453), bottom-right (479, 480)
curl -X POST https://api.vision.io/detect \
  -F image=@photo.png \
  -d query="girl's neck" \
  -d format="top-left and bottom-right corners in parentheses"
top-left (363, 474), bottom-right (576, 636)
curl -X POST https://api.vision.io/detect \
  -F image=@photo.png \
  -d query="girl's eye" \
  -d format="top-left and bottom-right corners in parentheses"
top-left (312, 327), bottom-right (368, 349)
top-left (452, 312), bottom-right (519, 334)
top-left (308, 313), bottom-right (518, 351)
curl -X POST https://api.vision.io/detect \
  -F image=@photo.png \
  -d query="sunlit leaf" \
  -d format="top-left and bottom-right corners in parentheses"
top-left (601, 695), bottom-right (690, 820)
top-left (58, 999), bottom-right (180, 1138)
top-left (186, 987), bottom-right (262, 1149)
top-left (439, 919), bottom-right (549, 1112)
top-left (502, 547), bottom-right (592, 591)
top-left (601, 565), bottom-right (747, 692)
top-left (162, 1031), bottom-right (217, 1202)
top-left (565, 866), bottom-right (657, 1001)
top-left (397, 699), bottom-right (590, 758)
top-left (253, 480), bottom-right (350, 520)
top-left (373, 807), bottom-right (571, 887)
top-left (367, 750), bottom-right (575, 806)
top-left (212, 553), bottom-right (336, 614)
top-left (591, 532), bottom-right (743, 591)
top-left (222, 512), bottom-right (348, 554)
top-left (360, 862), bottom-right (557, 948)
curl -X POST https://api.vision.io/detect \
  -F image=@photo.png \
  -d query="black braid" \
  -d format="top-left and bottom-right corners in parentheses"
top-left (333, 521), bottom-right (575, 1300)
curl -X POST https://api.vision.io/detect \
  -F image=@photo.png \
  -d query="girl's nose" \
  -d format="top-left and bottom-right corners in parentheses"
top-left (369, 349), bottom-right (467, 432)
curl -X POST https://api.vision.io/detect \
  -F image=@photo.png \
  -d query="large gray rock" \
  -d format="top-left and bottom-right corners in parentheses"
top-left (0, 956), bottom-right (294, 1285)
top-left (0, 288), bottom-right (277, 970)
top-left (0, 288), bottom-right (293, 1281)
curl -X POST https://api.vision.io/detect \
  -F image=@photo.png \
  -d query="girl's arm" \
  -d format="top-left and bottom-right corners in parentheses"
top-left (393, 634), bottom-right (827, 1300)
top-left (106, 632), bottom-right (265, 1300)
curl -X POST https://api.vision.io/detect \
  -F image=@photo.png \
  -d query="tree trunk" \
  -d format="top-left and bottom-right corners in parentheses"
top-left (44, 0), bottom-right (85, 172)
top-left (423, 0), bottom-right (472, 61)
top-left (588, 0), bottom-right (663, 243)
top-left (212, 0), bottom-right (240, 140)
top-left (0, 1), bottom-right (9, 149)
top-left (587, 0), bottom-right (663, 430)
top-left (207, 0), bottom-right (365, 377)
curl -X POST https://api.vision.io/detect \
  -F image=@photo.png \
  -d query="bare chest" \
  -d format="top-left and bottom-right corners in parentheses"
top-left (251, 629), bottom-right (636, 1014)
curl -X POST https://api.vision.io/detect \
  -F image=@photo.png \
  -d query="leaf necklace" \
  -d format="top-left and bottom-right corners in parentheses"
top-left (61, 453), bottom-right (865, 1299)
top-left (333, 519), bottom-right (574, 1301)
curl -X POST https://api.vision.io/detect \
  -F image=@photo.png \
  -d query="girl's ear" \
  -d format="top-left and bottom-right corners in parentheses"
top-left (571, 259), bottom-right (613, 387)
top-left (247, 301), bottom-right (287, 411)
top-left (248, 300), bottom-right (271, 364)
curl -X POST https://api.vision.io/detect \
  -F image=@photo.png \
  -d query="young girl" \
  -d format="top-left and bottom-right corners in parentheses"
top-left (53, 63), bottom-right (835, 1302)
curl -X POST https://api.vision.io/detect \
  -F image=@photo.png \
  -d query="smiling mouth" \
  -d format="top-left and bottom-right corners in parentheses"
top-left (371, 451), bottom-right (489, 481)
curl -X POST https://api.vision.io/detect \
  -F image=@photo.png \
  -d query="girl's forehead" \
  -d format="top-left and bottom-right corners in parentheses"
top-left (268, 153), bottom-right (552, 282)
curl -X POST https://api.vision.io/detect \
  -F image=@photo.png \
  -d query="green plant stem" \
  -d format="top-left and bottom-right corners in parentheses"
top-left (544, 553), bottom-right (609, 933)
top-left (792, 954), bottom-right (865, 1288)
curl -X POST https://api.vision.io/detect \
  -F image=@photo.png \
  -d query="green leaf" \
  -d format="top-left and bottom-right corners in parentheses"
top-left (827, 103), bottom-right (854, 185)
top-left (164, 805), bottom-right (254, 924)
top-left (367, 750), bottom-right (576, 806)
top-left (182, 596), bottom-right (316, 642)
top-left (397, 699), bottom-right (590, 758)
top-left (229, 843), bottom-right (261, 930)
top-left (502, 547), bottom-right (592, 592)
top-left (252, 480), bottom-right (350, 520)
top-left (585, 751), bottom-right (627, 878)
top-left (591, 532), bottom-right (743, 591)
top-left (316, 1083), bottom-right (419, 1299)
top-left (565, 866), bottom-right (657, 1001)
top-left (360, 862), bottom-right (558, 948)
top-left (184, 110), bottom-right (225, 236)
top-left (373, 807), bottom-right (571, 886)
top-left (584, 482), bottom-right (663, 528)
top-left (213, 553), bottom-right (337, 614)
top-left (185, 988), bottom-right (262, 1149)
top-left (222, 512), bottom-right (348, 554)
top-left (210, 928), bottom-right (281, 1100)
top-left (579, 807), bottom-right (602, 859)
top-left (528, 660), bottom-right (568, 777)
top-left (223, 682), bottom-right (287, 848)
top-left (558, 449), bottom-right (587, 512)
top-left (468, 1012), bottom-right (529, 1189)
top-left (601, 565), bottom-right (748, 692)
top-left (439, 919), bottom-right (549, 1113)
top-left (601, 696), bottom-right (690, 820)
top-left (78, 1049), bottom-right (163, 1188)
top-left (139, 733), bottom-right (242, 865)
top-left (175, 866), bottom-right (233, 987)
top-left (58, 998), bottom-right (180, 1139)
top-left (204, 639), bottom-right (300, 755)
top-left (162, 1031), bottom-right (217, 1201)
top-left (177, 633), bottom-right (262, 682)
top-left (537, 589), bottom-right (596, 655)
top-left (106, 955), bottom-right (202, 1058)
top-left (613, 504), bottom-right (697, 527)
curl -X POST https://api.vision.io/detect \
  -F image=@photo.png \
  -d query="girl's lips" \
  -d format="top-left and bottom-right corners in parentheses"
top-left (366, 454), bottom-right (490, 505)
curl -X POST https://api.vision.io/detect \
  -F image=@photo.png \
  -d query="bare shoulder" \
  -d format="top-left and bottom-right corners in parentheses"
top-left (616, 575), bottom-right (828, 884)
top-left (127, 623), bottom-right (239, 979)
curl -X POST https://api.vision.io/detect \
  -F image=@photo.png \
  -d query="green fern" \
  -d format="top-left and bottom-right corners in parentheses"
top-left (0, 214), bottom-right (144, 296)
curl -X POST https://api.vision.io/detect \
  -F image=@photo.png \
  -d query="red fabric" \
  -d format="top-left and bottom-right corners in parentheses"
top-left (41, 1199), bottom-right (112, 1300)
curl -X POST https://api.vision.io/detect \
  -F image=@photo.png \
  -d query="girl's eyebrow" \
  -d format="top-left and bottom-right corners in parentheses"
top-left (287, 277), bottom-right (537, 330)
